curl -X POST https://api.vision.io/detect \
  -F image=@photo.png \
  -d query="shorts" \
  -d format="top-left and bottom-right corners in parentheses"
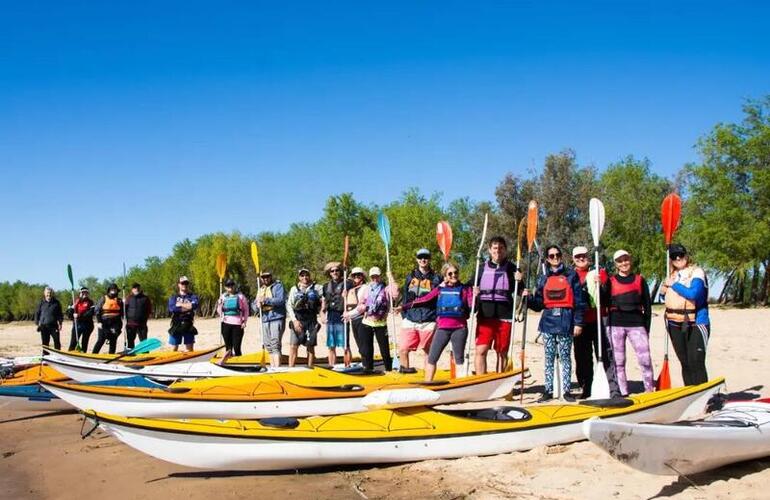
top-left (326, 322), bottom-right (345, 349)
top-left (290, 320), bottom-right (319, 347)
top-left (168, 332), bottom-right (196, 346)
top-left (168, 320), bottom-right (196, 346)
top-left (262, 319), bottom-right (285, 354)
top-left (475, 318), bottom-right (512, 353)
top-left (399, 319), bottom-right (436, 351)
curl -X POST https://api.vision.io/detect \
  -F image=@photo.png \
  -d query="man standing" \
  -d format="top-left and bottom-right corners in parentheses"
top-left (67, 287), bottom-right (94, 351)
top-left (286, 268), bottom-right (323, 367)
top-left (570, 246), bottom-right (620, 398)
top-left (398, 249), bottom-right (442, 374)
top-left (167, 276), bottom-right (199, 352)
top-left (321, 262), bottom-right (349, 366)
top-left (93, 283), bottom-right (124, 354)
top-left (254, 270), bottom-right (287, 368)
top-left (125, 283), bottom-right (153, 349)
top-left (34, 286), bottom-right (63, 350)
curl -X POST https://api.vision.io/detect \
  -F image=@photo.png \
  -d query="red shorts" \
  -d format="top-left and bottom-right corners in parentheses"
top-left (475, 318), bottom-right (512, 353)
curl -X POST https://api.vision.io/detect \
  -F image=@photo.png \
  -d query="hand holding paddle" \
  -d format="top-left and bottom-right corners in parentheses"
top-left (588, 197), bottom-right (611, 400)
top-left (520, 201), bottom-right (538, 403)
top-left (377, 211), bottom-right (399, 370)
top-left (657, 193), bottom-right (682, 390)
top-left (436, 221), bottom-right (455, 376)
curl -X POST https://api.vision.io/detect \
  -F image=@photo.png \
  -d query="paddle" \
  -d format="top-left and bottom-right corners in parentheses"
top-left (122, 262), bottom-right (128, 351)
top-left (104, 338), bottom-right (162, 364)
top-left (342, 235), bottom-right (352, 367)
top-left (436, 221), bottom-right (454, 376)
top-left (250, 242), bottom-right (266, 369)
top-left (215, 252), bottom-right (228, 357)
top-left (588, 198), bottom-right (611, 400)
top-left (67, 264), bottom-right (81, 351)
top-left (508, 217), bottom-right (526, 376)
top-left (657, 193), bottom-right (682, 390)
top-left (377, 211), bottom-right (399, 370)
top-left (520, 200), bottom-right (538, 403)
top-left (463, 213), bottom-right (489, 377)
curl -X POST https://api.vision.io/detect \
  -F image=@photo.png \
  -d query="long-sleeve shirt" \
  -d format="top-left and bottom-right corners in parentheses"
top-left (661, 266), bottom-right (710, 326)
top-left (253, 281), bottom-right (287, 322)
top-left (402, 285), bottom-right (474, 329)
top-left (352, 282), bottom-right (399, 328)
top-left (34, 298), bottom-right (63, 327)
top-left (168, 293), bottom-right (199, 322)
top-left (602, 273), bottom-right (652, 331)
top-left (216, 293), bottom-right (250, 326)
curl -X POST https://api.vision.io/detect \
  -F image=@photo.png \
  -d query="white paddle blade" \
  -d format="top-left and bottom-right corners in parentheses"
top-left (589, 362), bottom-right (611, 400)
top-left (589, 198), bottom-right (605, 247)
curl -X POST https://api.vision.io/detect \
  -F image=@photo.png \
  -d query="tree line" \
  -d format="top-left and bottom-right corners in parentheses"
top-left (2, 97), bottom-right (768, 321)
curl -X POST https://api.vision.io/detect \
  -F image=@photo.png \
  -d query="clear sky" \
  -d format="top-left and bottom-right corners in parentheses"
top-left (2, 1), bottom-right (768, 288)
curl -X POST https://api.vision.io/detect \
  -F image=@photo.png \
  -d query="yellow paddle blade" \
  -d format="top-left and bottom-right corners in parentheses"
top-left (250, 242), bottom-right (260, 274)
top-left (526, 200), bottom-right (539, 252)
top-left (216, 253), bottom-right (227, 279)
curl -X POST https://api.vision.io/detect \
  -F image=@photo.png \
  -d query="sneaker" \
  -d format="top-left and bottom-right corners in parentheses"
top-left (398, 366), bottom-right (417, 374)
top-left (579, 390), bottom-right (591, 399)
top-left (563, 393), bottom-right (576, 403)
top-left (537, 392), bottom-right (553, 403)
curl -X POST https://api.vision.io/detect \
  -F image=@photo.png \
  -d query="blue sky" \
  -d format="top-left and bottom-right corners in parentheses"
top-left (1, 1), bottom-right (768, 288)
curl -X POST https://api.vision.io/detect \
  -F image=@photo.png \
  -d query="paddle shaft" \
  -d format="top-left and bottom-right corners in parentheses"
top-left (464, 214), bottom-right (488, 376)
top-left (595, 248), bottom-right (603, 360)
top-left (519, 250), bottom-right (534, 403)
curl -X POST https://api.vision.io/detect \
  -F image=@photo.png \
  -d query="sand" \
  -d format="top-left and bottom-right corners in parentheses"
top-left (1, 307), bottom-right (769, 499)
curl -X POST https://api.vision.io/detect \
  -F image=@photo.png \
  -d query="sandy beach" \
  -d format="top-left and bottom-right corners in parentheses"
top-left (1, 307), bottom-right (768, 499)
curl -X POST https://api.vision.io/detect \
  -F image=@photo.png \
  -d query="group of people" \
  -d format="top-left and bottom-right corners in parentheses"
top-left (34, 237), bottom-right (710, 398)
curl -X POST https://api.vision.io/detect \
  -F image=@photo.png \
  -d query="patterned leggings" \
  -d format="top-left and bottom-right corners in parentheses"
top-left (543, 332), bottom-right (573, 395)
top-left (609, 326), bottom-right (654, 394)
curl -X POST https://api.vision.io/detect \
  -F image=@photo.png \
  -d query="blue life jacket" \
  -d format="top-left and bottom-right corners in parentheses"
top-left (222, 294), bottom-right (240, 316)
top-left (437, 285), bottom-right (465, 318)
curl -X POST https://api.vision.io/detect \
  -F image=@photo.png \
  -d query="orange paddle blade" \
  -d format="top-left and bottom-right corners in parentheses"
top-left (343, 235), bottom-right (350, 268)
top-left (436, 220), bottom-right (453, 261)
top-left (661, 193), bottom-right (682, 245)
top-left (526, 200), bottom-right (539, 252)
top-left (656, 358), bottom-right (671, 390)
top-left (215, 253), bottom-right (227, 279)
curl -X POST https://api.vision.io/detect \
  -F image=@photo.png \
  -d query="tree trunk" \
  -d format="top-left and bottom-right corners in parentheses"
top-left (761, 260), bottom-right (770, 306)
top-left (719, 270), bottom-right (735, 304)
top-left (750, 263), bottom-right (761, 304)
top-left (650, 280), bottom-right (661, 303)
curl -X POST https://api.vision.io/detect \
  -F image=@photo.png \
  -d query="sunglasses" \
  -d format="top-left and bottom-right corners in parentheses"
top-left (671, 254), bottom-right (686, 260)
top-left (179, 281), bottom-right (189, 285)
top-left (417, 256), bottom-right (430, 260)
top-left (573, 254), bottom-right (588, 259)
top-left (299, 273), bottom-right (310, 277)
top-left (446, 271), bottom-right (459, 277)
top-left (330, 269), bottom-right (341, 273)
top-left (547, 253), bottom-right (562, 259)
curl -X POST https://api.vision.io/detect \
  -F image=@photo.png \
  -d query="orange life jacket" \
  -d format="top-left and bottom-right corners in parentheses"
top-left (101, 296), bottom-right (121, 318)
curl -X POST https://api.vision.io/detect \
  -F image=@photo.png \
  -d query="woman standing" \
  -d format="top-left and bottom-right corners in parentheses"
top-left (216, 279), bottom-right (249, 357)
top-left (604, 250), bottom-right (653, 394)
top-left (659, 243), bottom-right (710, 385)
top-left (343, 267), bottom-right (367, 355)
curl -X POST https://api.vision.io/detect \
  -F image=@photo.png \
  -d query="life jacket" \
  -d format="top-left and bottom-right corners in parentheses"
top-left (346, 284), bottom-right (362, 311)
top-left (574, 267), bottom-right (607, 323)
top-left (609, 274), bottom-right (643, 313)
top-left (542, 275), bottom-right (574, 309)
top-left (436, 285), bottom-right (466, 318)
top-left (74, 298), bottom-right (93, 316)
top-left (364, 283), bottom-right (389, 320)
top-left (478, 261), bottom-right (511, 302)
top-left (101, 296), bottom-right (122, 318)
top-left (292, 284), bottom-right (321, 316)
top-left (222, 294), bottom-right (241, 316)
top-left (406, 271), bottom-right (437, 300)
top-left (664, 266), bottom-right (705, 323)
top-left (256, 284), bottom-right (274, 312)
top-left (323, 280), bottom-right (345, 313)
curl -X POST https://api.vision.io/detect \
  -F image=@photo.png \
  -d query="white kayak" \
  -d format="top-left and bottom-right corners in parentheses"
top-left (43, 357), bottom-right (309, 383)
top-left (41, 369), bottom-right (522, 419)
top-left (42, 345), bottom-right (221, 366)
top-left (583, 399), bottom-right (770, 475)
top-left (84, 379), bottom-right (724, 471)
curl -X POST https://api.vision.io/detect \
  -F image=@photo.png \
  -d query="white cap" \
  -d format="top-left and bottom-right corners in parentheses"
top-left (613, 249), bottom-right (630, 261)
top-left (572, 246), bottom-right (589, 257)
top-left (350, 267), bottom-right (365, 276)
top-left (368, 266), bottom-right (382, 277)
top-left (178, 276), bottom-right (190, 283)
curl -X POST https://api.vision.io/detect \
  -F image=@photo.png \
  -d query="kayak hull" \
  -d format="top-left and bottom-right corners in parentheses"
top-left (583, 400), bottom-right (770, 475)
top-left (43, 369), bottom-right (521, 419)
top-left (89, 378), bottom-right (724, 471)
top-left (43, 345), bottom-right (221, 366)
top-left (0, 385), bottom-right (71, 412)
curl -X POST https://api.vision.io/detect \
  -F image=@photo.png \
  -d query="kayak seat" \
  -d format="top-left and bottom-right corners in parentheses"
top-left (413, 380), bottom-right (450, 387)
top-left (259, 417), bottom-right (300, 429)
top-left (580, 398), bottom-right (634, 408)
top-left (440, 406), bottom-right (532, 422)
top-left (296, 384), bottom-right (365, 392)
top-left (673, 419), bottom-right (755, 428)
top-left (162, 386), bottom-right (193, 394)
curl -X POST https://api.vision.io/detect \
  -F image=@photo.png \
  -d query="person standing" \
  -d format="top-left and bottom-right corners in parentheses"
top-left (167, 276), bottom-right (199, 352)
top-left (67, 287), bottom-right (95, 351)
top-left (125, 283), bottom-right (153, 349)
top-left (34, 286), bottom-right (63, 350)
top-left (570, 246), bottom-right (620, 398)
top-left (216, 279), bottom-right (249, 356)
top-left (321, 262), bottom-right (349, 366)
top-left (345, 267), bottom-right (397, 372)
top-left (471, 236), bottom-right (522, 375)
top-left (525, 245), bottom-right (585, 402)
top-left (254, 270), bottom-right (287, 368)
top-left (286, 268), bottom-right (323, 367)
top-left (93, 283), bottom-right (124, 354)
top-left (343, 267), bottom-right (367, 355)
top-left (604, 250), bottom-right (653, 395)
top-left (398, 248), bottom-right (442, 374)
top-left (659, 243), bottom-right (710, 385)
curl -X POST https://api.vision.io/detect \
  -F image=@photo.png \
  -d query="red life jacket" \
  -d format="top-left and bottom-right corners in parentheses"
top-left (575, 267), bottom-right (608, 323)
top-left (74, 298), bottom-right (92, 316)
top-left (609, 274), bottom-right (643, 312)
top-left (543, 275), bottom-right (574, 309)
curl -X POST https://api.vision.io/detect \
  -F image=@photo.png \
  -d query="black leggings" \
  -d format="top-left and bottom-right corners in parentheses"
top-left (351, 318), bottom-right (363, 354)
top-left (126, 324), bottom-right (148, 349)
top-left (69, 322), bottom-right (94, 351)
top-left (93, 318), bottom-right (123, 354)
top-left (572, 320), bottom-right (621, 397)
top-left (221, 323), bottom-right (244, 356)
top-left (427, 327), bottom-right (467, 365)
top-left (668, 322), bottom-right (709, 385)
top-left (39, 325), bottom-right (61, 350)
top-left (357, 323), bottom-right (393, 371)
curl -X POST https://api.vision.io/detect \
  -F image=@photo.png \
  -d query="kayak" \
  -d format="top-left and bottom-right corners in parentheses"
top-left (84, 378), bottom-right (724, 471)
top-left (217, 351), bottom-right (383, 368)
top-left (0, 365), bottom-right (67, 386)
top-left (42, 368), bottom-right (524, 419)
top-left (43, 345), bottom-right (222, 366)
top-left (582, 398), bottom-right (770, 475)
top-left (43, 357), bottom-right (310, 383)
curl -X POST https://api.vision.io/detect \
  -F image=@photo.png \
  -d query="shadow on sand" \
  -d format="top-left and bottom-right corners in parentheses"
top-left (650, 457), bottom-right (770, 498)
top-left (0, 409), bottom-right (76, 424)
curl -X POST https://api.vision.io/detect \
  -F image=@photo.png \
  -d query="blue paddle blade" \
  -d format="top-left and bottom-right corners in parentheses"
top-left (377, 211), bottom-right (391, 248)
top-left (128, 338), bottom-right (162, 354)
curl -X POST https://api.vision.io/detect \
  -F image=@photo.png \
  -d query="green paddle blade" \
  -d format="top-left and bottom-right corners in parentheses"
top-left (67, 264), bottom-right (75, 290)
top-left (128, 338), bottom-right (162, 354)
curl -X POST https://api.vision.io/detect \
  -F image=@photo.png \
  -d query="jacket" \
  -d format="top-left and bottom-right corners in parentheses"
top-left (527, 263), bottom-right (585, 334)
top-left (34, 298), bottom-right (63, 327)
top-left (125, 293), bottom-right (153, 326)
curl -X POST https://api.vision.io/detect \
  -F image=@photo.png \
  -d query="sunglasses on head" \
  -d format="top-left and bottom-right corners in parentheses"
top-left (548, 252), bottom-right (562, 259)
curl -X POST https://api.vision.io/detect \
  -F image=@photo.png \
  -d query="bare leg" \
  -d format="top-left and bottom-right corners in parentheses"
top-left (328, 349), bottom-right (336, 366)
top-left (424, 362), bottom-right (437, 382)
top-left (307, 347), bottom-right (315, 368)
top-left (289, 345), bottom-right (298, 367)
top-left (185, 343), bottom-right (194, 352)
top-left (475, 345), bottom-right (490, 375)
top-left (399, 350), bottom-right (410, 369)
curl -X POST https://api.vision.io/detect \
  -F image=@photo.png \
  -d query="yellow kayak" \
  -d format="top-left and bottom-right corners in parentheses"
top-left (43, 345), bottom-right (222, 366)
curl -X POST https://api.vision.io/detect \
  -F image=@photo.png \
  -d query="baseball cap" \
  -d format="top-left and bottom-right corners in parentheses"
top-left (260, 270), bottom-right (272, 277)
top-left (613, 250), bottom-right (630, 261)
top-left (572, 246), bottom-right (589, 257)
top-left (350, 266), bottom-right (365, 276)
top-left (668, 243), bottom-right (688, 257)
top-left (298, 268), bottom-right (311, 276)
top-left (224, 278), bottom-right (235, 287)
top-left (368, 266), bottom-right (382, 277)
top-left (416, 248), bottom-right (431, 258)
top-left (178, 276), bottom-right (190, 284)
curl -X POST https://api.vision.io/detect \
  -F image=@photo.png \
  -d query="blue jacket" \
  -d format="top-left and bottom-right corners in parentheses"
top-left (401, 269), bottom-right (442, 323)
top-left (527, 264), bottom-right (585, 334)
top-left (253, 281), bottom-right (287, 322)
top-left (168, 293), bottom-right (199, 322)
